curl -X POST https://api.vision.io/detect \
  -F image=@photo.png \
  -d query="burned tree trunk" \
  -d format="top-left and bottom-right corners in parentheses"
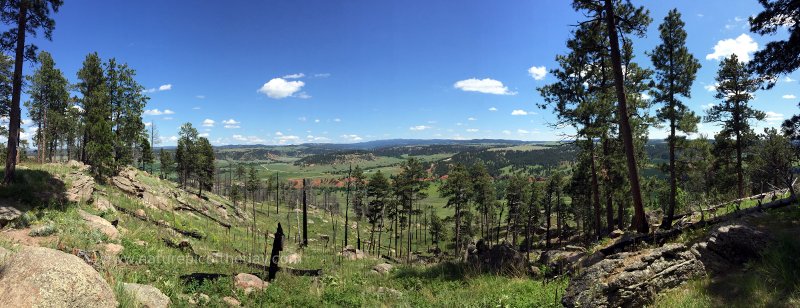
top-left (268, 223), bottom-right (285, 282)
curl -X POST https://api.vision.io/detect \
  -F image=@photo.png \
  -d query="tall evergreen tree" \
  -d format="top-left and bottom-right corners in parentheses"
top-left (648, 9), bottom-right (701, 229)
top-left (366, 170), bottom-right (390, 254)
top-left (469, 162), bottom-right (495, 241)
top-left (25, 51), bottom-right (68, 163)
top-left (159, 148), bottom-right (173, 180)
top-left (195, 136), bottom-right (214, 196)
top-left (441, 163), bottom-right (471, 257)
top-left (175, 122), bottom-right (198, 188)
top-left (705, 54), bottom-right (765, 204)
top-left (1, 0), bottom-right (63, 184)
top-left (78, 52), bottom-right (114, 178)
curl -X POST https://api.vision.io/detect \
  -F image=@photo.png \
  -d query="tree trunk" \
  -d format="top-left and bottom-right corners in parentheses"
top-left (663, 112), bottom-right (677, 229)
top-left (588, 138), bottom-right (603, 238)
top-left (603, 0), bottom-right (648, 233)
top-left (3, 2), bottom-right (27, 184)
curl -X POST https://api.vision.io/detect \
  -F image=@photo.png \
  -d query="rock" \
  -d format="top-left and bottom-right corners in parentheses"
top-left (223, 296), bottom-right (241, 306)
top-left (135, 209), bottom-right (147, 219)
top-left (122, 283), bottom-right (170, 308)
top-left (112, 167), bottom-right (145, 197)
top-left (134, 240), bottom-right (148, 246)
top-left (104, 243), bottom-right (124, 256)
top-left (80, 210), bottom-right (119, 240)
top-left (66, 171), bottom-right (95, 203)
top-left (340, 245), bottom-right (366, 260)
top-left (0, 246), bottom-right (11, 266)
top-left (234, 273), bottom-right (267, 295)
top-left (285, 252), bottom-right (301, 264)
top-left (143, 191), bottom-right (171, 211)
top-left (563, 243), bottom-right (705, 308)
top-left (690, 223), bottom-right (770, 273)
top-left (377, 287), bottom-right (402, 297)
top-left (372, 263), bottom-right (394, 275)
top-left (467, 242), bottom-right (527, 275)
top-left (0, 246), bottom-right (117, 307)
top-left (538, 249), bottom-right (586, 275)
top-left (609, 229), bottom-right (625, 239)
top-left (0, 205), bottom-right (22, 227)
top-left (94, 197), bottom-right (115, 212)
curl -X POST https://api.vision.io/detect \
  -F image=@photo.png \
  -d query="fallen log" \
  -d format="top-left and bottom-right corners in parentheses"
top-left (233, 258), bottom-right (322, 277)
top-left (174, 203), bottom-right (232, 229)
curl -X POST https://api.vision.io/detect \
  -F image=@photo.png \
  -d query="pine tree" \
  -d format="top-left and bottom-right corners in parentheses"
top-left (366, 170), bottom-right (390, 254)
top-left (705, 54), bottom-right (765, 204)
top-left (106, 58), bottom-right (147, 168)
top-left (140, 135), bottom-right (153, 171)
top-left (351, 165), bottom-right (367, 219)
top-left (79, 52), bottom-right (113, 178)
top-left (469, 162), bottom-right (495, 242)
top-left (176, 122), bottom-right (198, 189)
top-left (195, 136), bottom-right (214, 196)
top-left (159, 148), bottom-right (173, 180)
top-left (441, 163), bottom-right (471, 257)
top-left (504, 174), bottom-right (527, 245)
top-left (648, 9), bottom-right (701, 229)
top-left (1, 0), bottom-right (63, 184)
top-left (25, 51), bottom-right (69, 163)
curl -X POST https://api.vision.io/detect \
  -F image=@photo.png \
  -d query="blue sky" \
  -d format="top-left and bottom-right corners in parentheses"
top-left (12, 0), bottom-right (800, 145)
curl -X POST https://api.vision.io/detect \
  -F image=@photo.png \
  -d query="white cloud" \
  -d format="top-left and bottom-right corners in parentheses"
top-left (196, 95), bottom-right (205, 99)
top-left (222, 119), bottom-right (240, 129)
top-left (144, 121), bottom-right (152, 127)
top-left (275, 131), bottom-right (283, 136)
top-left (641, 93), bottom-right (652, 100)
top-left (517, 129), bottom-right (530, 134)
top-left (528, 66), bottom-right (547, 80)
top-left (144, 109), bottom-right (174, 116)
top-left (313, 73), bottom-right (331, 78)
top-left (454, 78), bottom-right (516, 95)
top-left (784, 77), bottom-right (796, 83)
top-left (467, 117), bottom-right (477, 121)
top-left (298, 116), bottom-right (307, 122)
top-left (783, 94), bottom-right (797, 99)
top-left (257, 78), bottom-right (305, 99)
top-left (410, 125), bottom-right (432, 131)
top-left (233, 134), bottom-right (265, 144)
top-left (704, 84), bottom-right (717, 92)
top-left (199, 133), bottom-right (209, 137)
top-left (282, 73), bottom-right (305, 79)
top-left (466, 128), bottom-right (479, 132)
top-left (489, 107), bottom-right (497, 112)
top-left (502, 130), bottom-right (511, 135)
top-left (159, 84), bottom-right (172, 91)
top-left (296, 92), bottom-right (311, 99)
top-left (340, 134), bottom-right (363, 142)
top-left (202, 119), bottom-right (215, 127)
top-left (701, 103), bottom-right (715, 110)
top-left (766, 111), bottom-right (784, 122)
top-left (511, 109), bottom-right (529, 116)
top-left (705, 34), bottom-right (758, 62)
top-left (333, 118), bottom-right (341, 122)
top-left (314, 119), bottom-right (320, 123)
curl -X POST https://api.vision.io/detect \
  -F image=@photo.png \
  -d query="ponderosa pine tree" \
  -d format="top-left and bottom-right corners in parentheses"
top-left (79, 52), bottom-right (114, 178)
top-left (705, 54), bottom-right (765, 204)
top-left (504, 174), bottom-right (527, 246)
top-left (139, 135), bottom-right (153, 171)
top-left (469, 162), bottom-right (495, 242)
top-left (159, 148), bottom-right (173, 180)
top-left (366, 170), bottom-right (390, 254)
top-left (25, 51), bottom-right (68, 163)
top-left (175, 122), bottom-right (199, 189)
top-left (1, 0), bottom-right (63, 184)
top-left (351, 165), bottom-right (367, 219)
top-left (195, 136), bottom-right (214, 196)
top-left (106, 58), bottom-right (147, 168)
top-left (441, 163), bottom-right (471, 257)
top-left (648, 9), bottom-right (701, 229)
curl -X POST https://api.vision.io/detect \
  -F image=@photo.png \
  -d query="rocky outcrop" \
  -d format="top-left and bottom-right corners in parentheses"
top-left (112, 167), bottom-right (145, 197)
top-left (0, 203), bottom-right (22, 227)
top-left (0, 246), bottom-right (117, 307)
top-left (122, 283), bottom-right (170, 308)
top-left (80, 210), bottom-right (120, 240)
top-left (372, 263), bottom-right (394, 275)
top-left (340, 245), bottom-right (366, 260)
top-left (562, 223), bottom-right (772, 308)
top-left (93, 197), bottom-right (115, 212)
top-left (467, 241), bottom-right (528, 275)
top-left (539, 246), bottom-right (587, 275)
top-left (234, 273), bottom-right (267, 295)
top-left (66, 169), bottom-right (94, 203)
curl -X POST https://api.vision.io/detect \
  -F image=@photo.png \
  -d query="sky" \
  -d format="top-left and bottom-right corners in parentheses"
top-left (8, 0), bottom-right (800, 146)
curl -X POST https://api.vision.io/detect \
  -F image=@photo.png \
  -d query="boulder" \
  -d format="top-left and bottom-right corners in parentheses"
top-left (690, 223), bottom-right (771, 273)
top-left (372, 263), bottom-right (394, 275)
top-left (467, 241), bottom-right (528, 275)
top-left (234, 273), bottom-right (267, 295)
top-left (609, 229), bottom-right (625, 239)
top-left (94, 197), bottom-right (115, 212)
top-left (223, 296), bottom-right (241, 306)
top-left (0, 246), bottom-right (117, 307)
top-left (66, 171), bottom-right (94, 203)
top-left (135, 209), bottom-right (147, 219)
top-left (562, 243), bottom-right (705, 308)
top-left (340, 245), bottom-right (366, 260)
top-left (0, 204), bottom-right (22, 227)
top-left (112, 168), bottom-right (145, 197)
top-left (80, 210), bottom-right (119, 240)
top-left (122, 283), bottom-right (170, 308)
top-left (538, 249), bottom-right (586, 275)
top-left (104, 243), bottom-right (124, 256)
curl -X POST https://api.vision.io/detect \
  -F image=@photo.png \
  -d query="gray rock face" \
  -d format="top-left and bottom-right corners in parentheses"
top-left (562, 223), bottom-right (772, 308)
top-left (467, 241), bottom-right (528, 275)
top-left (122, 283), bottom-right (170, 308)
top-left (0, 246), bottom-right (117, 307)
top-left (538, 249), bottom-right (586, 275)
top-left (80, 210), bottom-right (119, 240)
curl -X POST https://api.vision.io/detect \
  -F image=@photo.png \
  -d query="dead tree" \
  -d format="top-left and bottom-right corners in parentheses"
top-left (268, 223), bottom-right (284, 282)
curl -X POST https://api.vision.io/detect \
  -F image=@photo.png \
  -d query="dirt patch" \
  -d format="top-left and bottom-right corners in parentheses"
top-left (0, 228), bottom-right (57, 247)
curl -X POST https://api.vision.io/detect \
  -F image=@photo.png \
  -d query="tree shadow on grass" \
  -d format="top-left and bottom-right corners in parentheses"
top-left (0, 168), bottom-right (68, 223)
top-left (392, 261), bottom-right (472, 282)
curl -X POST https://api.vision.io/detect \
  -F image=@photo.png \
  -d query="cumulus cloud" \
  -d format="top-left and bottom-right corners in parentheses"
top-left (511, 110), bottom-right (529, 116)
top-left (233, 134), bottom-right (266, 144)
top-left (199, 133), bottom-right (209, 137)
top-left (222, 119), bottom-right (240, 129)
top-left (784, 77), bottom-right (796, 82)
top-left (333, 118), bottom-right (341, 122)
top-left (489, 107), bottom-right (497, 111)
top-left (143, 84), bottom-right (173, 93)
top-left (257, 78), bottom-right (305, 99)
top-left (202, 119), bottom-right (215, 127)
top-left (705, 34), bottom-right (758, 62)
top-left (704, 84), bottom-right (718, 92)
top-left (341, 134), bottom-right (363, 142)
top-left (468, 117), bottom-right (477, 121)
top-left (517, 129), bottom-right (530, 134)
top-left (196, 95), bottom-right (205, 99)
top-left (766, 111), bottom-right (784, 122)
top-left (783, 94), bottom-right (796, 99)
top-left (410, 125), bottom-right (432, 131)
top-left (144, 109), bottom-right (175, 116)
top-left (502, 130), bottom-right (511, 135)
top-left (466, 128), bottom-right (479, 132)
top-left (454, 78), bottom-right (516, 95)
top-left (528, 66), bottom-right (547, 80)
